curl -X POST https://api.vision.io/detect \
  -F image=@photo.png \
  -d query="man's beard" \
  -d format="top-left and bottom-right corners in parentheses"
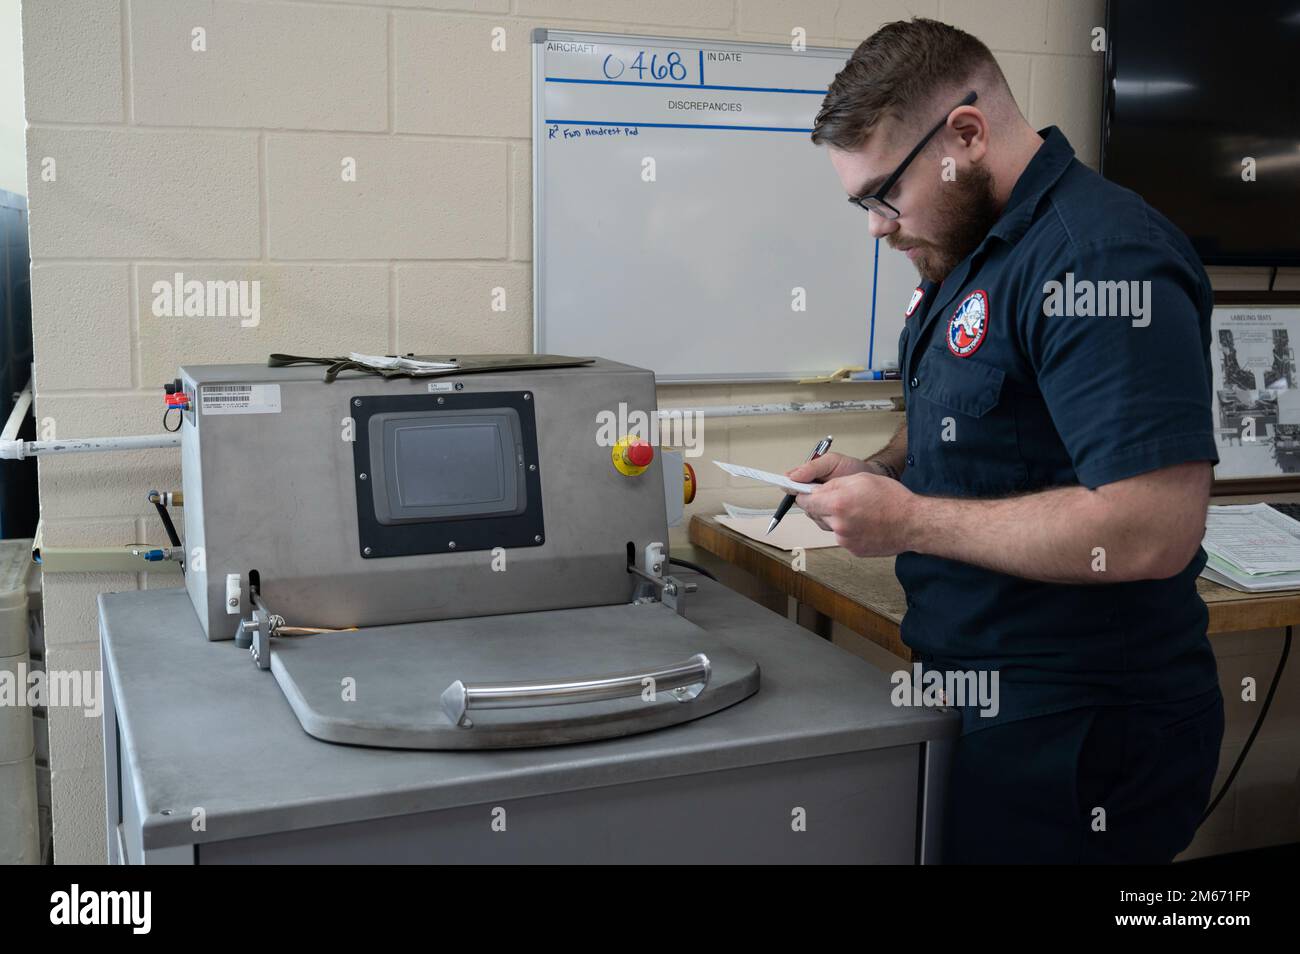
top-left (890, 163), bottom-right (1000, 284)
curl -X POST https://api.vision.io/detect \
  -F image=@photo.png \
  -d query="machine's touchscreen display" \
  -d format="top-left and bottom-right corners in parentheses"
top-left (373, 409), bottom-right (525, 524)
top-left (394, 421), bottom-right (507, 508)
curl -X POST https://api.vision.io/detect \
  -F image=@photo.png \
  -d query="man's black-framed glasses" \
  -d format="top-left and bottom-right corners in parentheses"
top-left (848, 90), bottom-right (978, 220)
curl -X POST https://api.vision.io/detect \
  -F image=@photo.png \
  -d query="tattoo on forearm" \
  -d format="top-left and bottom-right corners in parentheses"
top-left (870, 459), bottom-right (901, 481)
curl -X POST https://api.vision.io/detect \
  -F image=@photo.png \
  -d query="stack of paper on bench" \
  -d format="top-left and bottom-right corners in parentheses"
top-left (1201, 503), bottom-right (1300, 592)
top-left (716, 509), bottom-right (839, 552)
top-left (712, 461), bottom-right (839, 551)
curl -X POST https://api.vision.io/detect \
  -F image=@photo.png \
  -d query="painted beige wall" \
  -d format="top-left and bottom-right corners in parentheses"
top-left (21, 0), bottom-right (1292, 864)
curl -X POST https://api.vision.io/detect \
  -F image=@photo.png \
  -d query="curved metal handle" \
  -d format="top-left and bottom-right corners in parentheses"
top-left (440, 653), bottom-right (712, 728)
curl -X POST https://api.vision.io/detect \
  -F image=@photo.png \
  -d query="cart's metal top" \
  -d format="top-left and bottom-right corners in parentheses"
top-left (100, 577), bottom-right (958, 851)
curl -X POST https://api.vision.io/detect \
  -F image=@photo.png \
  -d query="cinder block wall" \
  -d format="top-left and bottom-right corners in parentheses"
top-left (25, 0), bottom-right (1289, 864)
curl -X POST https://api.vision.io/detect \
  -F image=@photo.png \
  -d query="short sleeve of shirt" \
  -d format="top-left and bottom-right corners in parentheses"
top-left (1026, 236), bottom-right (1219, 489)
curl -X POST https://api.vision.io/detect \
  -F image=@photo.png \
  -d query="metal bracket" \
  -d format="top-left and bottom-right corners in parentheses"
top-left (660, 574), bottom-right (695, 614)
top-left (628, 541), bottom-right (696, 616)
top-left (234, 592), bottom-right (275, 671)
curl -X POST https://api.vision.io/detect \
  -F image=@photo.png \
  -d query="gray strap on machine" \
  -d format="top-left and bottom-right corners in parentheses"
top-left (268, 353), bottom-right (597, 384)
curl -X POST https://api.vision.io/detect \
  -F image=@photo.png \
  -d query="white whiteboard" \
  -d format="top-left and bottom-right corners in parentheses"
top-left (532, 30), bottom-right (918, 383)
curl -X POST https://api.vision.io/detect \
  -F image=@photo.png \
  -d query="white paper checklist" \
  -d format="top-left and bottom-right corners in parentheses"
top-left (713, 461), bottom-right (818, 494)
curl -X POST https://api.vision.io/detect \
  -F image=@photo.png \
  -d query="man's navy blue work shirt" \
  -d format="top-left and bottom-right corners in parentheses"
top-left (897, 126), bottom-right (1221, 732)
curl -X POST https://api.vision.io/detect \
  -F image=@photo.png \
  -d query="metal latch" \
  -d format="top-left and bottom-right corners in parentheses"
top-left (234, 591), bottom-right (275, 671)
top-left (628, 541), bottom-right (696, 616)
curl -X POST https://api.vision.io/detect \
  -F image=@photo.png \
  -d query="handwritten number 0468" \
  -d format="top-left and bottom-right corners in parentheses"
top-left (602, 51), bottom-right (687, 82)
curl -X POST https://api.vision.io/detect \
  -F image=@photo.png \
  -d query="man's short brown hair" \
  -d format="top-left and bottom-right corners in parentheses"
top-left (812, 18), bottom-right (1007, 150)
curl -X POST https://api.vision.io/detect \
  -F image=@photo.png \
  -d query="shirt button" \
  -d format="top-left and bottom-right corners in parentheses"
top-left (906, 454), bottom-right (915, 466)
top-left (909, 376), bottom-right (919, 388)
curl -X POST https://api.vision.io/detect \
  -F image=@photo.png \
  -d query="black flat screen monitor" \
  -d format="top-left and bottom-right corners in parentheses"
top-left (1101, 1), bottom-right (1300, 265)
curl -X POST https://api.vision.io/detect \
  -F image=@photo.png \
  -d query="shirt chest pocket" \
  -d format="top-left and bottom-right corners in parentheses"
top-left (915, 354), bottom-right (1004, 418)
top-left (909, 352), bottom-right (1028, 494)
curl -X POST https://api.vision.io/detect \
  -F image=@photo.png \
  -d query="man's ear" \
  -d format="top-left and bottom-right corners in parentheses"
top-left (949, 107), bottom-right (988, 162)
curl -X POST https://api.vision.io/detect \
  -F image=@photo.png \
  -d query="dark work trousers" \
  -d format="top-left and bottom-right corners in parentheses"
top-left (940, 686), bottom-right (1225, 864)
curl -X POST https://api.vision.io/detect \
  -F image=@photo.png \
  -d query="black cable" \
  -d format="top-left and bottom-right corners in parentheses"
top-left (1200, 625), bottom-right (1291, 824)
top-left (147, 491), bottom-right (182, 549)
top-left (163, 406), bottom-right (182, 432)
top-left (1268, 266), bottom-right (1279, 292)
top-left (668, 557), bottom-right (718, 582)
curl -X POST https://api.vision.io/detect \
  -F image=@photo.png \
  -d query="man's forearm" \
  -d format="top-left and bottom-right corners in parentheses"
top-left (901, 462), bottom-right (1209, 584)
top-left (865, 419), bottom-right (907, 479)
top-left (905, 486), bottom-right (1124, 583)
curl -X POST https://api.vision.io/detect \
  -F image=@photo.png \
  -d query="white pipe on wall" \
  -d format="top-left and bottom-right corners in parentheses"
top-left (0, 400), bottom-right (893, 461)
top-left (0, 433), bottom-right (181, 460)
top-left (0, 379), bottom-right (31, 443)
top-left (663, 399), bottom-right (897, 418)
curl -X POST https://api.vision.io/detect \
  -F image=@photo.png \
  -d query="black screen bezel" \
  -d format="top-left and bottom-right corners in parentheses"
top-left (350, 390), bottom-right (545, 559)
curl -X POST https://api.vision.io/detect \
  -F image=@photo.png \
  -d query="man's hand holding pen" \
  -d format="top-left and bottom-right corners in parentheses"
top-left (786, 452), bottom-right (919, 558)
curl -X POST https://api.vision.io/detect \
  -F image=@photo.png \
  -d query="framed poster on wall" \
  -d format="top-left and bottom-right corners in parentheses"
top-left (1211, 304), bottom-right (1300, 488)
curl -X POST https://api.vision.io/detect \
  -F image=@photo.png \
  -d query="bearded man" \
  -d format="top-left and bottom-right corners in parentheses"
top-left (788, 18), bottom-right (1223, 864)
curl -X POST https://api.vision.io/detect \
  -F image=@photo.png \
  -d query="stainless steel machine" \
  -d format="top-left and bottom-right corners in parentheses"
top-left (98, 356), bottom-right (956, 863)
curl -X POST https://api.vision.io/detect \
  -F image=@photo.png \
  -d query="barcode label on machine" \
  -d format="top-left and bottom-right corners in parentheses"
top-left (200, 384), bottom-right (282, 415)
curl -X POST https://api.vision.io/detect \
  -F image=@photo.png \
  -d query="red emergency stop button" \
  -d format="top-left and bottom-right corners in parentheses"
top-left (624, 440), bottom-right (654, 468)
top-left (611, 435), bottom-right (654, 476)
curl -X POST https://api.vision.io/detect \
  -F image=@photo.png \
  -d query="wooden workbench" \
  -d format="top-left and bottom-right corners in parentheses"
top-left (689, 513), bottom-right (1300, 660)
